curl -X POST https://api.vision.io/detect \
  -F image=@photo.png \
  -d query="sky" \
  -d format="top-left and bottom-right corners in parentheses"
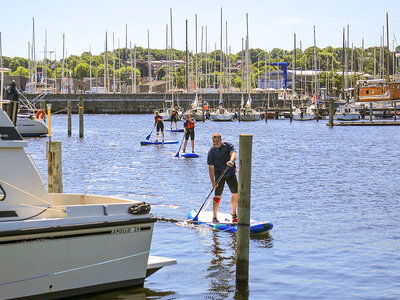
top-left (1, 0), bottom-right (399, 60)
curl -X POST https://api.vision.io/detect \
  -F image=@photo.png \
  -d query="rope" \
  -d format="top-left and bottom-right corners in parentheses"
top-left (0, 178), bottom-right (63, 211)
top-left (52, 107), bottom-right (68, 115)
top-left (0, 251), bottom-right (149, 286)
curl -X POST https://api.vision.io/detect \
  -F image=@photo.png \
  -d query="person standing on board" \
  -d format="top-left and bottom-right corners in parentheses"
top-left (171, 108), bottom-right (178, 130)
top-left (182, 114), bottom-right (196, 153)
top-left (154, 111), bottom-right (164, 142)
top-left (207, 133), bottom-right (238, 223)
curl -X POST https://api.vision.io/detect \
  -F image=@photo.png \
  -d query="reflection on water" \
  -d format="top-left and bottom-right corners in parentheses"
top-left (206, 232), bottom-right (237, 299)
top-left (204, 231), bottom-right (274, 300)
top-left (74, 286), bottom-right (175, 300)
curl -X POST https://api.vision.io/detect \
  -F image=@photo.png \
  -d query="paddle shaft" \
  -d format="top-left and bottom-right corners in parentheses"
top-left (175, 134), bottom-right (186, 157)
top-left (146, 123), bottom-right (156, 140)
top-left (193, 165), bottom-right (230, 221)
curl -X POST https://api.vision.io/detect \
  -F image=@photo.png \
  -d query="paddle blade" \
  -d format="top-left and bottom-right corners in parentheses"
top-left (146, 134), bottom-right (151, 140)
top-left (174, 152), bottom-right (180, 158)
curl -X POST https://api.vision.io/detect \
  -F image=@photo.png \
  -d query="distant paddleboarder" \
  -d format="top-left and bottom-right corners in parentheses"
top-left (207, 133), bottom-right (238, 223)
top-left (182, 114), bottom-right (196, 153)
top-left (154, 111), bottom-right (164, 142)
top-left (171, 108), bottom-right (178, 130)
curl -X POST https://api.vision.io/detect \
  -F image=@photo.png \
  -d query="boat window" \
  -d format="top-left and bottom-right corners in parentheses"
top-left (371, 90), bottom-right (375, 94)
top-left (0, 185), bottom-right (5, 201)
top-left (366, 90), bottom-right (369, 95)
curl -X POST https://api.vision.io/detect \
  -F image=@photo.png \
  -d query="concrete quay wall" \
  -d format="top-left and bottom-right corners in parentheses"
top-left (27, 93), bottom-right (280, 114)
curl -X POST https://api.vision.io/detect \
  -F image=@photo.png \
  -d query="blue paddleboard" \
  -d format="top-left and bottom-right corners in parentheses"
top-left (187, 210), bottom-right (273, 234)
top-left (180, 152), bottom-right (200, 158)
top-left (166, 129), bottom-right (184, 132)
top-left (140, 140), bottom-right (179, 145)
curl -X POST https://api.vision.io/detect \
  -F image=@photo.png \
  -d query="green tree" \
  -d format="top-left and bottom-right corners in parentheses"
top-left (74, 63), bottom-right (90, 80)
top-left (12, 66), bottom-right (28, 77)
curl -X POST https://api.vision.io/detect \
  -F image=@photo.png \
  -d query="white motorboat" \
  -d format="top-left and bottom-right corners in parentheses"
top-left (292, 105), bottom-right (317, 121)
top-left (0, 95), bottom-right (175, 297)
top-left (335, 103), bottom-right (361, 121)
top-left (210, 106), bottom-right (234, 121)
top-left (16, 112), bottom-right (48, 137)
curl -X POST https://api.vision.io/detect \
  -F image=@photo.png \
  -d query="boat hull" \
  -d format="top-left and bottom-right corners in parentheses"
top-left (0, 220), bottom-right (155, 299)
top-left (16, 116), bottom-right (48, 137)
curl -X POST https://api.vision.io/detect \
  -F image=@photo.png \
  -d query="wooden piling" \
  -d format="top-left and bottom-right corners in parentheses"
top-left (264, 102), bottom-right (268, 123)
top-left (369, 102), bottom-right (373, 121)
top-left (394, 101), bottom-right (397, 121)
top-left (47, 104), bottom-right (52, 137)
top-left (67, 101), bottom-right (71, 136)
top-left (236, 134), bottom-right (253, 288)
top-left (289, 102), bottom-right (293, 122)
top-left (201, 96), bottom-right (205, 122)
top-left (47, 141), bottom-right (63, 193)
top-left (79, 96), bottom-right (84, 138)
top-left (328, 98), bottom-right (334, 127)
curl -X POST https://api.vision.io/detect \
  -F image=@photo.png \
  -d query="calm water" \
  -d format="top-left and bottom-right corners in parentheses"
top-left (26, 114), bottom-right (400, 300)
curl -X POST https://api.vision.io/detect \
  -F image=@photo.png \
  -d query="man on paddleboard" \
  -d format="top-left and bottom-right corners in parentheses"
top-left (207, 133), bottom-right (238, 223)
top-left (182, 114), bottom-right (196, 153)
top-left (154, 111), bottom-right (164, 142)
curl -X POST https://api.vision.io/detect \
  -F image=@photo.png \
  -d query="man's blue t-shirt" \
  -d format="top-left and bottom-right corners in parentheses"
top-left (207, 142), bottom-right (236, 178)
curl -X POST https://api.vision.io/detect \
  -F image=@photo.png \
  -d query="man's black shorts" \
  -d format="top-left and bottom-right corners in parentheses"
top-left (171, 115), bottom-right (177, 122)
top-left (215, 174), bottom-right (238, 196)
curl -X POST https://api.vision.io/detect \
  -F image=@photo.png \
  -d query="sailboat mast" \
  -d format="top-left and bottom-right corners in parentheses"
top-left (292, 32), bottom-right (296, 101)
top-left (134, 44), bottom-right (137, 93)
top-left (112, 33), bottom-right (115, 93)
top-left (62, 33), bottom-right (65, 93)
top-left (147, 29), bottom-right (152, 93)
top-left (89, 45), bottom-right (92, 92)
top-left (195, 14), bottom-right (198, 96)
top-left (125, 24), bottom-right (128, 93)
top-left (104, 32), bottom-right (108, 94)
top-left (205, 26), bottom-right (208, 90)
top-left (44, 30), bottom-right (47, 92)
top-left (246, 13), bottom-right (250, 97)
top-left (219, 7), bottom-right (223, 102)
top-left (185, 20), bottom-right (189, 94)
top-left (170, 8), bottom-right (174, 101)
top-left (130, 42), bottom-right (134, 94)
top-left (386, 12), bottom-right (391, 86)
top-left (313, 25), bottom-right (317, 97)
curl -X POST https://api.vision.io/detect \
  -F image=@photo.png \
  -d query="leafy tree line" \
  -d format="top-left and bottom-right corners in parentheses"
top-left (1, 45), bottom-right (399, 90)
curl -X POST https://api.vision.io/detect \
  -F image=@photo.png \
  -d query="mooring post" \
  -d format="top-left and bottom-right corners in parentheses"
top-left (394, 101), bottom-right (397, 121)
top-left (79, 96), bottom-right (84, 138)
top-left (369, 102), bottom-right (373, 121)
top-left (47, 104), bottom-right (52, 138)
top-left (236, 134), bottom-right (252, 293)
top-left (201, 96), bottom-right (205, 122)
top-left (264, 102), bottom-right (268, 123)
top-left (47, 141), bottom-right (63, 193)
top-left (328, 98), bottom-right (334, 127)
top-left (289, 102), bottom-right (293, 122)
top-left (67, 101), bottom-right (71, 136)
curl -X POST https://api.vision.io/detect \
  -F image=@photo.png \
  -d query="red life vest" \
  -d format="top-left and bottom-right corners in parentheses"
top-left (186, 120), bottom-right (194, 128)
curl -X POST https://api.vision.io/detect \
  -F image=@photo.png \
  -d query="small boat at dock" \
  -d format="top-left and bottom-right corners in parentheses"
top-left (0, 82), bottom-right (176, 298)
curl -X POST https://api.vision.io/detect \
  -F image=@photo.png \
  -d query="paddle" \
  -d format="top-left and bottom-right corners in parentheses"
top-left (192, 166), bottom-right (230, 222)
top-left (146, 123), bottom-right (156, 140)
top-left (174, 134), bottom-right (186, 157)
